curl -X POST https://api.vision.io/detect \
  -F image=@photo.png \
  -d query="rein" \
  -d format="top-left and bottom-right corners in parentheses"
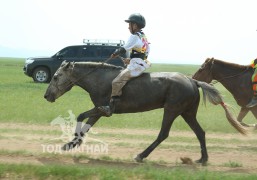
top-left (57, 56), bottom-right (124, 89)
top-left (209, 60), bottom-right (250, 85)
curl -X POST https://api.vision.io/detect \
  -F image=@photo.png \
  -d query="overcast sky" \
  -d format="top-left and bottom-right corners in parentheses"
top-left (0, 0), bottom-right (256, 64)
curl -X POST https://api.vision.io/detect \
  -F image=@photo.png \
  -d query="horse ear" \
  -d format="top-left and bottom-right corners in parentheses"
top-left (63, 61), bottom-right (74, 70)
top-left (61, 60), bottom-right (67, 67)
top-left (64, 61), bottom-right (70, 69)
top-left (206, 57), bottom-right (214, 62)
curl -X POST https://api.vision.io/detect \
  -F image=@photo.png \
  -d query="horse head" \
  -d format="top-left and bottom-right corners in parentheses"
top-left (44, 61), bottom-right (75, 102)
top-left (193, 57), bottom-right (214, 83)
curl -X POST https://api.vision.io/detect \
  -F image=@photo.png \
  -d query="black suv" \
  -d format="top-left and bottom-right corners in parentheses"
top-left (23, 39), bottom-right (126, 83)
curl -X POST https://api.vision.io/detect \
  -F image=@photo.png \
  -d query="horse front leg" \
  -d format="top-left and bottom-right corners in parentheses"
top-left (62, 107), bottom-right (102, 150)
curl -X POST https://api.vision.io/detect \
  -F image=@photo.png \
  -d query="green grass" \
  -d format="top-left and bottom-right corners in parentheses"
top-left (223, 161), bottom-right (243, 168)
top-left (0, 162), bottom-right (256, 180)
top-left (146, 63), bottom-right (200, 76)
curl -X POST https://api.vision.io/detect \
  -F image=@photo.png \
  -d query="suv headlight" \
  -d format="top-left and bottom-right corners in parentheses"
top-left (25, 58), bottom-right (34, 65)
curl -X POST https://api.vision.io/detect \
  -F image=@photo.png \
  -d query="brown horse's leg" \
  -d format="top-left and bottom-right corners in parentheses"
top-left (237, 107), bottom-right (250, 127)
top-left (181, 111), bottom-right (208, 166)
top-left (250, 107), bottom-right (257, 128)
top-left (135, 108), bottom-right (179, 162)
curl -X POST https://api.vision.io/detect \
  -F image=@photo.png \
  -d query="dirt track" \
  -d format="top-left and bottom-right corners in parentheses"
top-left (0, 122), bottom-right (257, 174)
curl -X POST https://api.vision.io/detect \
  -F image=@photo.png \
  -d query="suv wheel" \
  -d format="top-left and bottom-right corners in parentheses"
top-left (32, 67), bottom-right (50, 83)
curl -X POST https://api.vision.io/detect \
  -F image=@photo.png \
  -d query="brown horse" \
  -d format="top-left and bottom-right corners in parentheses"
top-left (44, 61), bottom-right (247, 165)
top-left (193, 57), bottom-right (256, 127)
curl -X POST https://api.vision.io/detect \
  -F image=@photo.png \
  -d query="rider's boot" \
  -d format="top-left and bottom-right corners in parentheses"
top-left (246, 95), bottom-right (257, 108)
top-left (98, 96), bottom-right (120, 117)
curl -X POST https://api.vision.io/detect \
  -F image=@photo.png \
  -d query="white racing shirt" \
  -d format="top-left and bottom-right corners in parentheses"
top-left (123, 33), bottom-right (150, 57)
top-left (122, 32), bottom-right (151, 76)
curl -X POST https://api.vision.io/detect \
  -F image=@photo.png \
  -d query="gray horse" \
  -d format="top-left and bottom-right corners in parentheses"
top-left (44, 61), bottom-right (247, 165)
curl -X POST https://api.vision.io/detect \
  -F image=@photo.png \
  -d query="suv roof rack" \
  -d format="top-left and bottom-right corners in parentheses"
top-left (83, 39), bottom-right (125, 46)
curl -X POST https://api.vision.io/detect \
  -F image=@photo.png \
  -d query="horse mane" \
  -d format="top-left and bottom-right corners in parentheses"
top-left (211, 58), bottom-right (250, 70)
top-left (74, 62), bottom-right (124, 70)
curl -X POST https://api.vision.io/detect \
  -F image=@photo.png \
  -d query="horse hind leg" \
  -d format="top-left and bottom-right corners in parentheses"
top-left (135, 108), bottom-right (179, 162)
top-left (237, 107), bottom-right (251, 127)
top-left (181, 111), bottom-right (208, 166)
top-left (250, 107), bottom-right (257, 128)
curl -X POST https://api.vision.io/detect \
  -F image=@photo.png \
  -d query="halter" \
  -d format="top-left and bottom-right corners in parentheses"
top-left (208, 59), bottom-right (250, 85)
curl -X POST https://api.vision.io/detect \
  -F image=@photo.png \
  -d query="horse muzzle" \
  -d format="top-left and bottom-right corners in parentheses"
top-left (44, 93), bottom-right (56, 102)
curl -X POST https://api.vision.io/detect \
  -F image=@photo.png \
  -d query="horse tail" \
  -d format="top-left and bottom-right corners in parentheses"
top-left (195, 80), bottom-right (248, 136)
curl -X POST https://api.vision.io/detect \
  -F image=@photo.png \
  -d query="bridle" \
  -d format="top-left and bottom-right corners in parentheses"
top-left (207, 59), bottom-right (250, 85)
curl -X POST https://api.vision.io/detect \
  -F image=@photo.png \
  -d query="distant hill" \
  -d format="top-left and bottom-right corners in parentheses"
top-left (0, 46), bottom-right (54, 58)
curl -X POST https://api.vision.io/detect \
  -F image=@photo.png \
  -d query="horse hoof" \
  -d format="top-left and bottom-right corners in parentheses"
top-left (134, 154), bottom-right (143, 163)
top-left (62, 142), bottom-right (75, 151)
top-left (195, 159), bottom-right (208, 166)
top-left (62, 140), bottom-right (82, 151)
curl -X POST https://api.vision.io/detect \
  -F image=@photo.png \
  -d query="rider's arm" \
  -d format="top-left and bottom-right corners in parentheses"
top-left (111, 35), bottom-right (140, 57)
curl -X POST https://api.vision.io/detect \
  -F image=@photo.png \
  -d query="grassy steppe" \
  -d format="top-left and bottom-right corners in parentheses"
top-left (0, 57), bottom-right (255, 132)
top-left (1, 57), bottom-right (257, 179)
top-left (1, 162), bottom-right (256, 180)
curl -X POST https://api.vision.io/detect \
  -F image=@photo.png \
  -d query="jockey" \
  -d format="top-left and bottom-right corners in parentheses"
top-left (98, 13), bottom-right (151, 116)
top-left (246, 58), bottom-right (257, 108)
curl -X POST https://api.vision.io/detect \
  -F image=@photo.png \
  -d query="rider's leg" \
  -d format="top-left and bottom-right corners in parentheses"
top-left (98, 69), bottom-right (131, 116)
top-left (246, 68), bottom-right (257, 108)
top-left (98, 58), bottom-right (148, 116)
top-left (111, 69), bottom-right (132, 97)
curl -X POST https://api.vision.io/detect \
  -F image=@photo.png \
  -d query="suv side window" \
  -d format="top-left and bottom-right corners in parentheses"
top-left (58, 46), bottom-right (79, 58)
top-left (81, 46), bottom-right (101, 57)
top-left (102, 47), bottom-right (116, 58)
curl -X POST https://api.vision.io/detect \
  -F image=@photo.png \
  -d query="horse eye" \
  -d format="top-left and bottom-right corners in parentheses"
top-left (53, 73), bottom-right (62, 81)
top-left (53, 73), bottom-right (59, 80)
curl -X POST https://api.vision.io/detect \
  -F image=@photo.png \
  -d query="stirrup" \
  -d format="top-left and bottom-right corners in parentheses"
top-left (98, 106), bottom-right (112, 117)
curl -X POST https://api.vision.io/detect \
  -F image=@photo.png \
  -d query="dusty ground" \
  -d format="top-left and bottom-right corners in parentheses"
top-left (0, 122), bottom-right (257, 174)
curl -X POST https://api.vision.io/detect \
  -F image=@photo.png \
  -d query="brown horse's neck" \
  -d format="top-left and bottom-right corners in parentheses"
top-left (212, 59), bottom-right (252, 106)
top-left (212, 60), bottom-right (248, 81)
